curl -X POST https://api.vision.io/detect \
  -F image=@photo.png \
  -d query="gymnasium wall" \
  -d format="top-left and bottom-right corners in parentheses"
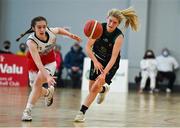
top-left (0, 0), bottom-right (180, 85)
top-left (147, 0), bottom-right (180, 85)
top-left (0, 0), bottom-right (128, 57)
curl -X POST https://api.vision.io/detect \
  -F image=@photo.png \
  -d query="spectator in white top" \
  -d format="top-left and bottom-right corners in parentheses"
top-left (156, 48), bottom-right (179, 93)
top-left (139, 49), bottom-right (158, 94)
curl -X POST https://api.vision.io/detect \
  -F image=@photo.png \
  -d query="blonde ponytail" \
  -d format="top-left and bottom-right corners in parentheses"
top-left (108, 7), bottom-right (139, 32)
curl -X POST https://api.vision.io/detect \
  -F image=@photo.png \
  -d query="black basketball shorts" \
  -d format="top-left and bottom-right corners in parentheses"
top-left (89, 57), bottom-right (120, 85)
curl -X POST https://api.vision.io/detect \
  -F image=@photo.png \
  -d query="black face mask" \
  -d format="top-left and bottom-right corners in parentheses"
top-left (4, 45), bottom-right (10, 49)
top-left (20, 47), bottom-right (26, 52)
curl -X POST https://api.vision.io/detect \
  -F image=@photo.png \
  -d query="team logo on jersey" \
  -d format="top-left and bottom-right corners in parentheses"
top-left (45, 44), bottom-right (54, 48)
top-left (103, 38), bottom-right (108, 42)
top-left (100, 46), bottom-right (107, 53)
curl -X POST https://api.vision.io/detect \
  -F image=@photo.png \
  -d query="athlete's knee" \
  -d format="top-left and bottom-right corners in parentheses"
top-left (33, 73), bottom-right (46, 86)
top-left (90, 85), bottom-right (101, 93)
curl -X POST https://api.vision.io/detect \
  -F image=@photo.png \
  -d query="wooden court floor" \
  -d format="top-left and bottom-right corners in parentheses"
top-left (0, 86), bottom-right (180, 127)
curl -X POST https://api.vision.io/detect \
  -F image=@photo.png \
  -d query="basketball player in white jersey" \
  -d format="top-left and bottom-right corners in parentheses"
top-left (16, 16), bottom-right (82, 121)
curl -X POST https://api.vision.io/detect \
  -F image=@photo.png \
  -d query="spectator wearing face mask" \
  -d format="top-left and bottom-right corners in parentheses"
top-left (64, 42), bottom-right (86, 88)
top-left (139, 49), bottom-right (158, 94)
top-left (16, 43), bottom-right (27, 56)
top-left (0, 40), bottom-right (13, 54)
top-left (156, 48), bottom-right (179, 93)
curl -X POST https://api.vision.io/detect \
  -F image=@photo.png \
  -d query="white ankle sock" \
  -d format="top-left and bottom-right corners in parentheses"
top-left (26, 103), bottom-right (34, 110)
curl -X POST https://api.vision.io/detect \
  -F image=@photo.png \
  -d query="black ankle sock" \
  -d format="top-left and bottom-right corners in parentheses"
top-left (80, 105), bottom-right (88, 114)
top-left (100, 86), bottom-right (106, 93)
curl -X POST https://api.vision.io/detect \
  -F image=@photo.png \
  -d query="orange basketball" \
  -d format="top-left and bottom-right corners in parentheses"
top-left (83, 20), bottom-right (103, 39)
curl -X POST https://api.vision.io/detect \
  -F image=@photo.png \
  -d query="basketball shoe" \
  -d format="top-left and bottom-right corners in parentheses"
top-left (22, 108), bottom-right (32, 121)
top-left (97, 84), bottom-right (110, 104)
top-left (74, 111), bottom-right (85, 122)
top-left (45, 86), bottom-right (54, 107)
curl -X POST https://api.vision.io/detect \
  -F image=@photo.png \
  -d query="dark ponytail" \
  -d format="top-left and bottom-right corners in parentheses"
top-left (16, 27), bottom-right (33, 42)
top-left (16, 16), bottom-right (47, 42)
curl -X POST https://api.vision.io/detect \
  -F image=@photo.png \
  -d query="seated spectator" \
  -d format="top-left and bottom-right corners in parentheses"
top-left (64, 42), bottom-right (86, 88)
top-left (135, 72), bottom-right (150, 91)
top-left (0, 40), bottom-right (13, 54)
top-left (54, 45), bottom-right (64, 87)
top-left (16, 43), bottom-right (27, 56)
top-left (156, 48), bottom-right (179, 93)
top-left (139, 49), bottom-right (158, 94)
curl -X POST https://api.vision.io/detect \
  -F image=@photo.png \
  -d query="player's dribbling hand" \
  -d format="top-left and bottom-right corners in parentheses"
top-left (93, 60), bottom-right (104, 74)
top-left (47, 76), bottom-right (57, 87)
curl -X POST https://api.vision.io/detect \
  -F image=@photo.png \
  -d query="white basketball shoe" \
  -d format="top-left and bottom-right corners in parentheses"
top-left (74, 111), bottom-right (85, 122)
top-left (22, 108), bottom-right (32, 121)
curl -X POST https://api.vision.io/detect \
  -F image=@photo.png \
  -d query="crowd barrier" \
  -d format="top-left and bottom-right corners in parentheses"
top-left (0, 54), bottom-right (28, 87)
top-left (81, 57), bottom-right (128, 93)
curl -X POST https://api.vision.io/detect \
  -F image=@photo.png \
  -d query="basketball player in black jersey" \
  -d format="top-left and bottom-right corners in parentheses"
top-left (74, 7), bottom-right (139, 122)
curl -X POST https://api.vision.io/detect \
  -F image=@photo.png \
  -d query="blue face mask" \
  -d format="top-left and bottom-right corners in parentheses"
top-left (162, 51), bottom-right (169, 57)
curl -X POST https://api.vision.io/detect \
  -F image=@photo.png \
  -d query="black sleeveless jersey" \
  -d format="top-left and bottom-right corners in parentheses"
top-left (93, 23), bottom-right (123, 62)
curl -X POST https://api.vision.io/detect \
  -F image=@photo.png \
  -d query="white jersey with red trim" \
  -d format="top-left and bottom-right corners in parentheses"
top-left (27, 28), bottom-right (56, 55)
top-left (26, 28), bottom-right (57, 71)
